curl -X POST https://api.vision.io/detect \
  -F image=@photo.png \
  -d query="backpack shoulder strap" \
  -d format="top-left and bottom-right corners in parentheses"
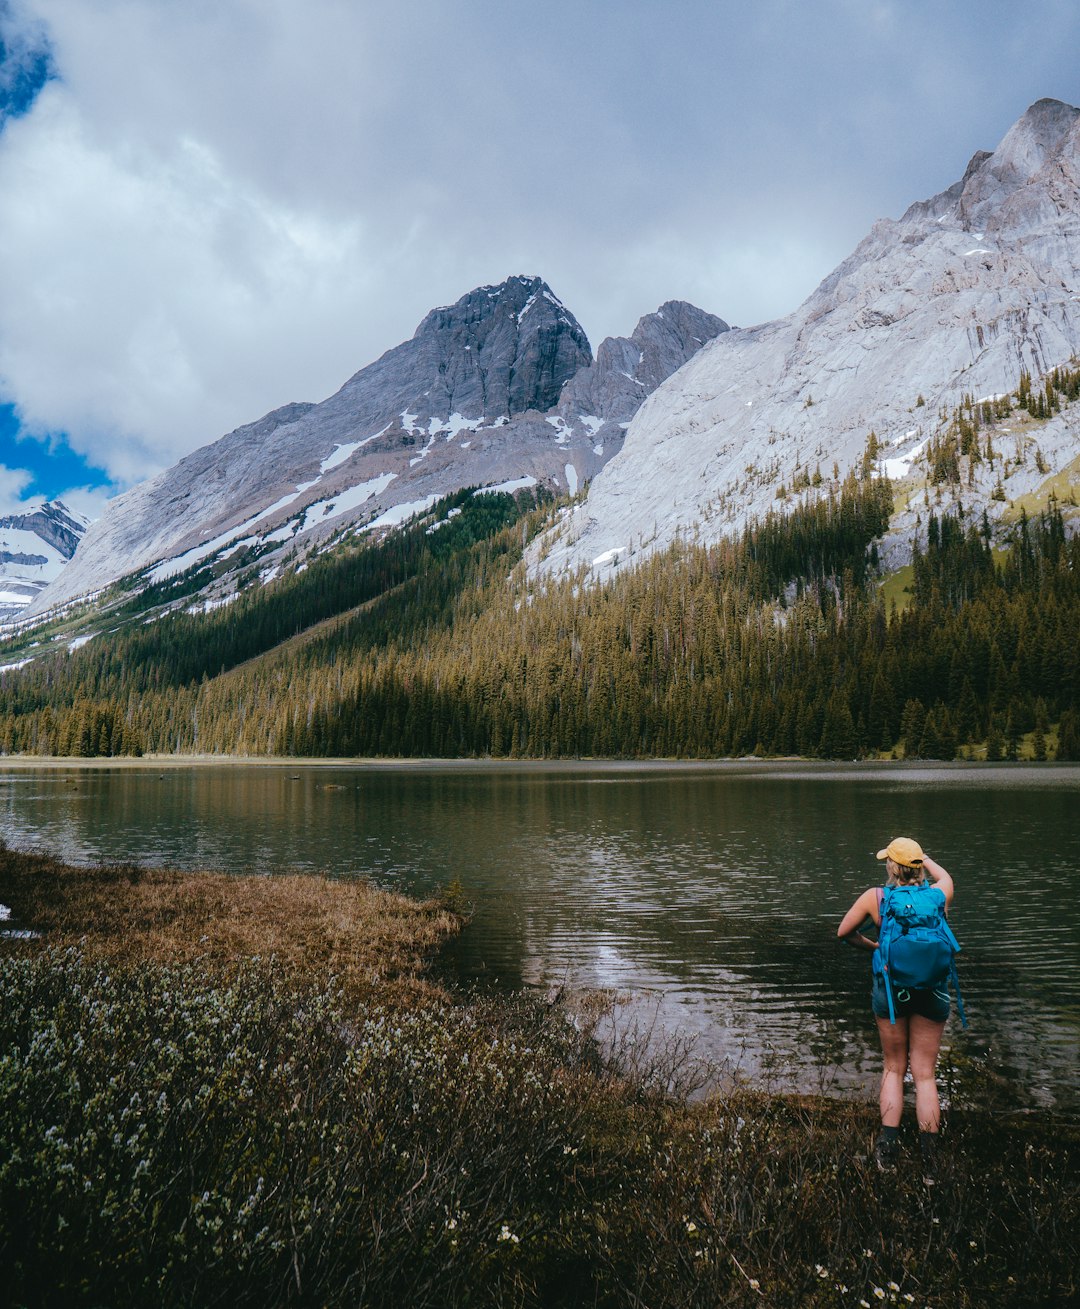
top-left (876, 885), bottom-right (901, 1025)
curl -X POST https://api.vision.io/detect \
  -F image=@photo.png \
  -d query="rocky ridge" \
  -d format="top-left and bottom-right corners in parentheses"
top-left (0, 501), bottom-right (88, 618)
top-left (538, 99), bottom-right (1080, 577)
top-left (28, 278), bottom-right (727, 615)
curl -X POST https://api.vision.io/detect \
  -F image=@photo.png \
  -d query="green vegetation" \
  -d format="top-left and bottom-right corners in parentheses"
top-left (2, 847), bottom-right (1077, 1308)
top-left (877, 563), bottom-right (914, 616)
top-left (923, 360), bottom-right (1080, 488)
top-left (0, 475), bottom-right (1077, 760)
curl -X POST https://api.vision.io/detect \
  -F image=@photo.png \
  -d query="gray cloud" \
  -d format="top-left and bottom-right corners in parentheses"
top-left (0, 0), bottom-right (1077, 504)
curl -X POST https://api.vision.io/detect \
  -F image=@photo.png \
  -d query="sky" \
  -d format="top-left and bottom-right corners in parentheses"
top-left (0, 0), bottom-right (1078, 520)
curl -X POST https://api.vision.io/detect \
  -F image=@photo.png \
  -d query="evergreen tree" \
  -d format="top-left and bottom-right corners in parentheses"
top-left (819, 693), bottom-right (857, 759)
top-left (1057, 710), bottom-right (1080, 761)
top-left (899, 698), bottom-right (927, 759)
top-left (985, 724), bottom-right (1005, 761)
top-left (1032, 724), bottom-right (1047, 761)
top-left (1004, 711), bottom-right (1021, 761)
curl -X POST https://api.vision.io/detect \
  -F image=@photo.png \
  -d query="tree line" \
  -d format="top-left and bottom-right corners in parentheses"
top-left (0, 470), bottom-right (1075, 761)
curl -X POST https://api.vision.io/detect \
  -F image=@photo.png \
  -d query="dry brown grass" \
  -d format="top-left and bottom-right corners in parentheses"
top-left (0, 842), bottom-right (461, 1004)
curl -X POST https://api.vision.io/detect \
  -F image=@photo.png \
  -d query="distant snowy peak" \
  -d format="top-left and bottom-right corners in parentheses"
top-left (541, 98), bottom-right (1080, 577)
top-left (0, 500), bottom-right (89, 616)
top-left (0, 499), bottom-right (87, 558)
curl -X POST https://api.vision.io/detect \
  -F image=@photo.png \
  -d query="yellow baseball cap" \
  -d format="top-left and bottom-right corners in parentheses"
top-left (876, 837), bottom-right (925, 867)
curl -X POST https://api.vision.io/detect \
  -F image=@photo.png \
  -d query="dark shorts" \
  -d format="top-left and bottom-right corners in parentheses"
top-left (872, 974), bottom-right (950, 1022)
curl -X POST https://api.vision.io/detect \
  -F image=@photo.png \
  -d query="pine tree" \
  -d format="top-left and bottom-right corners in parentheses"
top-left (899, 698), bottom-right (927, 759)
top-left (1004, 711), bottom-right (1021, 761)
top-left (1057, 710), bottom-right (1080, 761)
top-left (985, 723), bottom-right (1005, 761)
top-left (1032, 724), bottom-right (1047, 761)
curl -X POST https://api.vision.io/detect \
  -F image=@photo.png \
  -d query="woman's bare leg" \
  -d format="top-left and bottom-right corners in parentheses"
top-left (876, 1016), bottom-right (910, 1127)
top-left (908, 1014), bottom-right (946, 1132)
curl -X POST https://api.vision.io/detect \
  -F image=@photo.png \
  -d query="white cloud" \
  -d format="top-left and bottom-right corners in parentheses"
top-left (0, 458), bottom-right (113, 519)
top-left (0, 462), bottom-right (32, 508)
top-left (0, 0), bottom-right (567, 486)
top-left (48, 482), bottom-right (113, 521)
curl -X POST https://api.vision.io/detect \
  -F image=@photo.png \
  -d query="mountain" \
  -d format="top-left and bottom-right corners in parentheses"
top-left (554, 300), bottom-right (730, 440)
top-left (28, 278), bottom-right (727, 614)
top-left (3, 103), bottom-right (1079, 766)
top-left (0, 500), bottom-right (88, 618)
top-left (20, 99), bottom-right (1080, 622)
top-left (540, 98), bottom-right (1080, 576)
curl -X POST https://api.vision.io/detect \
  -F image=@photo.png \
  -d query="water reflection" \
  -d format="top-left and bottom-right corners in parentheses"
top-left (1, 761), bottom-right (1077, 1108)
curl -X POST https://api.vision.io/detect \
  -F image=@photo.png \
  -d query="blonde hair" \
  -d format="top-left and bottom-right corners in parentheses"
top-left (886, 858), bottom-right (924, 886)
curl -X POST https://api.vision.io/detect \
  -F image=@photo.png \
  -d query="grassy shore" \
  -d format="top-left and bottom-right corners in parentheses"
top-left (1, 845), bottom-right (1077, 1308)
top-left (0, 842), bottom-right (461, 1005)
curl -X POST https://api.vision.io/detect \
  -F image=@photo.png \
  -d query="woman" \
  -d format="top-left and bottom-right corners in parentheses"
top-left (837, 836), bottom-right (954, 1177)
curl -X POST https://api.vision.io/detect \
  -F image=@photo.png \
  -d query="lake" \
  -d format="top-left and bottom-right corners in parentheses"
top-left (2, 760), bottom-right (1077, 1111)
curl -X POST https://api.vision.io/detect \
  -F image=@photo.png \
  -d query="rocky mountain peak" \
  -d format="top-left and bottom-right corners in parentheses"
top-left (987, 97), bottom-right (1079, 180)
top-left (558, 300), bottom-right (729, 429)
top-left (629, 302), bottom-right (731, 388)
top-left (959, 97), bottom-right (1080, 229)
top-left (28, 276), bottom-right (727, 616)
top-left (376, 274), bottom-right (593, 421)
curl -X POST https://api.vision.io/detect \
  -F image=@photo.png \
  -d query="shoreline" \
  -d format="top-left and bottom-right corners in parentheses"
top-left (1, 751), bottom-right (1077, 774)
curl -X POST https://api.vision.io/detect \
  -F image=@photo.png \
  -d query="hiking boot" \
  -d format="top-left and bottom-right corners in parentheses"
top-left (874, 1130), bottom-right (899, 1171)
top-left (920, 1132), bottom-right (938, 1185)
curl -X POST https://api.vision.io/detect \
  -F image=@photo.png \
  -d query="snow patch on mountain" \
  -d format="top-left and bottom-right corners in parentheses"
top-left (363, 496), bottom-right (441, 532)
top-left (298, 473), bottom-right (398, 530)
top-left (883, 439), bottom-right (930, 479)
top-left (486, 476), bottom-right (538, 495)
top-left (0, 500), bottom-right (89, 617)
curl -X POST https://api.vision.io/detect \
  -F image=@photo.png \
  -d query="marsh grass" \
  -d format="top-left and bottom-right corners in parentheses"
top-left (0, 841), bottom-right (460, 1004)
top-left (1, 846), bottom-right (1077, 1308)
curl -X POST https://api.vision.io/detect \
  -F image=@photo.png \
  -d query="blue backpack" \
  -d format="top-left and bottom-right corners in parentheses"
top-left (874, 882), bottom-right (967, 1028)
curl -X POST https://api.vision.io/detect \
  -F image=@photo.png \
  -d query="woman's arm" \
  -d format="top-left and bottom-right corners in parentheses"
top-left (922, 855), bottom-right (954, 907)
top-left (837, 887), bottom-right (880, 951)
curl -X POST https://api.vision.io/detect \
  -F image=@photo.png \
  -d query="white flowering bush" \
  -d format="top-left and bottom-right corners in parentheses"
top-left (0, 948), bottom-right (1075, 1308)
top-left (0, 951), bottom-right (611, 1306)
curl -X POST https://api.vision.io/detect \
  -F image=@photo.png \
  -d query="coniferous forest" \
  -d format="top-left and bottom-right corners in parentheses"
top-left (0, 466), bottom-right (1077, 761)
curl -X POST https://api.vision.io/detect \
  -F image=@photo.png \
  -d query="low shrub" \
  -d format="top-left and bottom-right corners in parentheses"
top-left (1, 949), bottom-right (1077, 1308)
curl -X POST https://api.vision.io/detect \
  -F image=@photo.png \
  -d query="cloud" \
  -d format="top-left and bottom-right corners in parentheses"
top-left (0, 461), bottom-right (32, 507)
top-left (0, 456), bottom-right (116, 520)
top-left (0, 0), bottom-right (52, 123)
top-left (0, 82), bottom-right (385, 483)
top-left (0, 0), bottom-right (1077, 497)
top-left (45, 481), bottom-right (113, 521)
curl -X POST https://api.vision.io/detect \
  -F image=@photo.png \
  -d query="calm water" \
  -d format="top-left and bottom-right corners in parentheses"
top-left (2, 761), bottom-right (1077, 1110)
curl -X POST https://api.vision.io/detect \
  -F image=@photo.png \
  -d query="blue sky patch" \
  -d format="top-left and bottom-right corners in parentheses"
top-left (0, 402), bottom-right (112, 504)
top-left (0, 7), bottom-right (54, 127)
